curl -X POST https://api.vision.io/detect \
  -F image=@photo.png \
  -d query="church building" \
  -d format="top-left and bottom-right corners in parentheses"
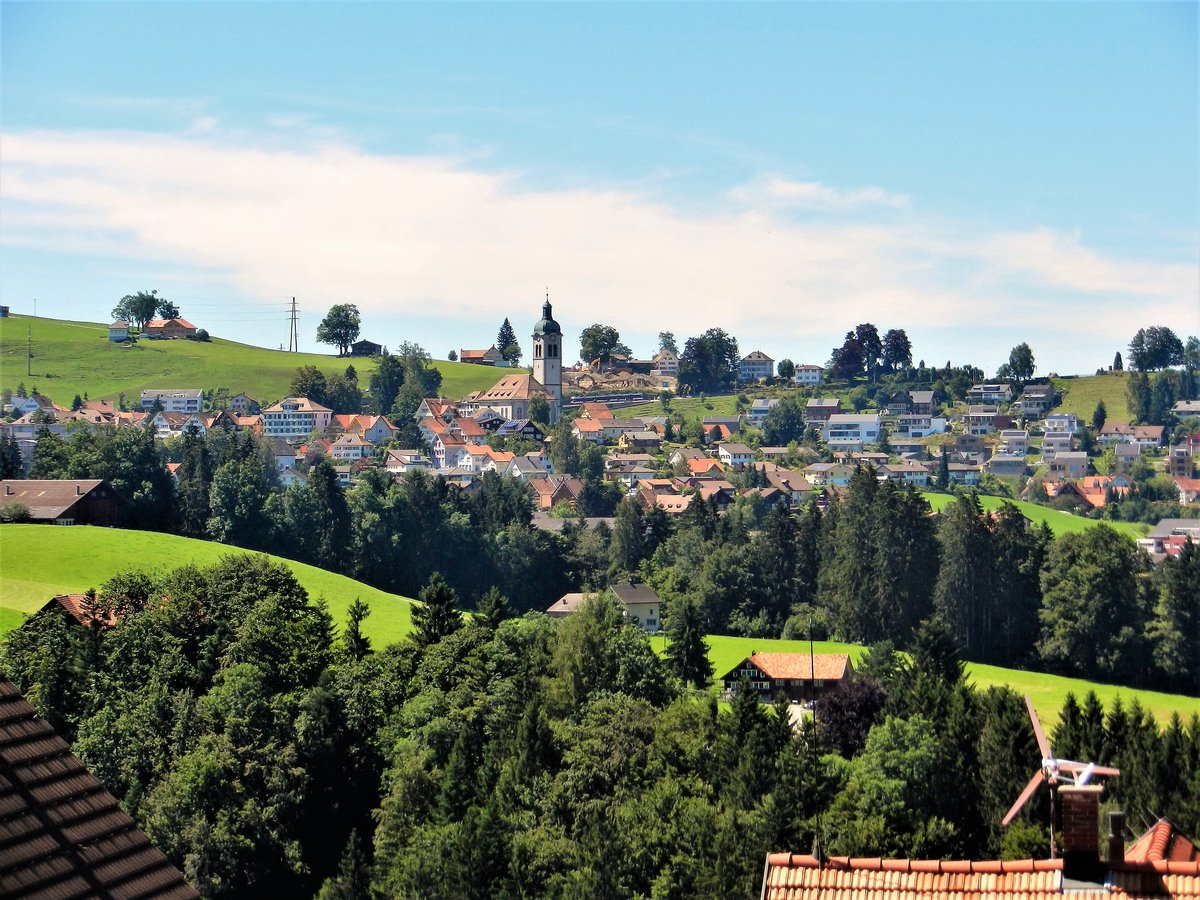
top-left (473, 296), bottom-right (563, 425)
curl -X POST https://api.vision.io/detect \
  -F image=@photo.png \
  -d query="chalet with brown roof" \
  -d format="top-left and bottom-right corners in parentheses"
top-left (0, 479), bottom-right (127, 525)
top-left (0, 677), bottom-right (199, 898)
top-left (1174, 477), bottom-right (1200, 505)
top-left (32, 592), bottom-right (121, 629)
top-left (721, 652), bottom-right (853, 703)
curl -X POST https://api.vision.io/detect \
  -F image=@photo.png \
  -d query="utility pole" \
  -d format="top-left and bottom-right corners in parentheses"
top-left (288, 297), bottom-right (299, 352)
top-left (26, 327), bottom-right (32, 376)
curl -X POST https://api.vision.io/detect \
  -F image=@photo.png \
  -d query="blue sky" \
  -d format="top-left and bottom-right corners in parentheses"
top-left (2, 2), bottom-right (1196, 376)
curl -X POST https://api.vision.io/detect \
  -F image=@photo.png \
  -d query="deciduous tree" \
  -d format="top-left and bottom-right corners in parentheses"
top-left (316, 304), bottom-right (362, 356)
top-left (111, 289), bottom-right (162, 330)
top-left (580, 324), bottom-right (630, 368)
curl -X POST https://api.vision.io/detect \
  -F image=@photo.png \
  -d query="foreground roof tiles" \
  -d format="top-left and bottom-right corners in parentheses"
top-left (0, 678), bottom-right (197, 898)
top-left (762, 853), bottom-right (1200, 900)
top-left (1127, 820), bottom-right (1200, 864)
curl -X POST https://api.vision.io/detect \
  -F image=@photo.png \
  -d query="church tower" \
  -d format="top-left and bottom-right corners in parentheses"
top-left (532, 292), bottom-right (562, 423)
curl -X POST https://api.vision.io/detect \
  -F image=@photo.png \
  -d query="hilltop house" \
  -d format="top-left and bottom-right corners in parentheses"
top-left (738, 351), bottom-right (775, 383)
top-left (143, 317), bottom-right (198, 338)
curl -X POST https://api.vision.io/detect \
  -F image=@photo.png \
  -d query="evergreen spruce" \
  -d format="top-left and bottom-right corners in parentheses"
top-left (412, 572), bottom-right (463, 646)
top-left (663, 596), bottom-right (714, 689)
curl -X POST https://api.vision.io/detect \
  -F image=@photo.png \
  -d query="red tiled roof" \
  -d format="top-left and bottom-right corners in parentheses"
top-left (1127, 820), bottom-right (1200, 864)
top-left (763, 853), bottom-right (1200, 900)
top-left (737, 652), bottom-right (851, 681)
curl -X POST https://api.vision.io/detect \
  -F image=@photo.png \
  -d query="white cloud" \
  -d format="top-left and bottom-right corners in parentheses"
top-left (0, 128), bottom-right (1194, 373)
top-left (726, 176), bottom-right (911, 211)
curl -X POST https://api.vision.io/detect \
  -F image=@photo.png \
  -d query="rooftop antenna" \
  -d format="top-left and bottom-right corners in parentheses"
top-left (1001, 695), bottom-right (1120, 858)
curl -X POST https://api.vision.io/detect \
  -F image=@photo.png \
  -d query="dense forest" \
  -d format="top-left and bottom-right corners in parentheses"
top-left (3, 557), bottom-right (1197, 898)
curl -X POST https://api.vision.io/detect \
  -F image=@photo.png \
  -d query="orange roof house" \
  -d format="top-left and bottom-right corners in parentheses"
top-left (143, 317), bottom-right (198, 338)
top-left (721, 652), bottom-right (853, 702)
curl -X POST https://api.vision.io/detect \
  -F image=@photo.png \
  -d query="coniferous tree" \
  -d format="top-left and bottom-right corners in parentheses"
top-left (412, 572), bottom-right (463, 647)
top-left (663, 596), bottom-right (713, 689)
top-left (1147, 539), bottom-right (1200, 692)
top-left (496, 318), bottom-right (521, 362)
top-left (1092, 400), bottom-right (1107, 431)
top-left (341, 598), bottom-right (372, 661)
top-left (476, 586), bottom-right (511, 629)
top-left (0, 433), bottom-right (24, 478)
top-left (934, 493), bottom-right (995, 660)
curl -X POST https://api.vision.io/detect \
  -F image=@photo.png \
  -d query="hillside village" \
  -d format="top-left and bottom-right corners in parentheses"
top-left (3, 304), bottom-right (1197, 556)
top-left (1, 304), bottom-right (1198, 899)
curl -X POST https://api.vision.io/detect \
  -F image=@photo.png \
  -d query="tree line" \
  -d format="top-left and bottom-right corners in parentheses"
top-left (3, 558), bottom-right (1197, 898)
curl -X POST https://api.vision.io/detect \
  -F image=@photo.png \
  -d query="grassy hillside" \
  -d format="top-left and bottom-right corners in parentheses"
top-left (921, 492), bottom-right (1148, 538)
top-left (702, 634), bottom-right (1198, 726)
top-left (621, 394), bottom-right (741, 421)
top-left (0, 524), bottom-right (415, 646)
top-left (0, 314), bottom-right (507, 407)
top-left (1052, 372), bottom-right (1134, 423)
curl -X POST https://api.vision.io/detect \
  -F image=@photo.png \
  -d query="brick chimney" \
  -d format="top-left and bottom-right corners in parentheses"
top-left (1060, 784), bottom-right (1103, 881)
top-left (1107, 811), bottom-right (1126, 864)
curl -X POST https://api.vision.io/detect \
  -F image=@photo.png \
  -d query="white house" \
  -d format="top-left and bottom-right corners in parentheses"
top-left (108, 322), bottom-right (130, 342)
top-left (1043, 413), bottom-right (1079, 434)
top-left (1042, 431), bottom-right (1074, 460)
top-left (261, 397), bottom-right (334, 438)
top-left (738, 351), bottom-right (774, 383)
top-left (717, 442), bottom-right (754, 468)
top-left (792, 364), bottom-right (824, 386)
top-left (822, 414), bottom-right (883, 450)
top-left (998, 430), bottom-right (1030, 456)
top-left (140, 389), bottom-right (203, 414)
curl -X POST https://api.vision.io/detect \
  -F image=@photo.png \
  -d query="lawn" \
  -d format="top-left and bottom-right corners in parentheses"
top-left (0, 314), bottom-right (505, 407)
top-left (0, 524), bottom-right (415, 646)
top-left (700, 634), bottom-right (1199, 727)
top-left (620, 394), bottom-right (741, 422)
top-left (921, 492), bottom-right (1148, 538)
top-left (1052, 373), bottom-right (1134, 423)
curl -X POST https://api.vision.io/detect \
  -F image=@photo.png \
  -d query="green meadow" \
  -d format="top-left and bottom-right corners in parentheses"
top-left (920, 492), bottom-right (1148, 538)
top-left (0, 524), bottom-right (415, 646)
top-left (1052, 372), bottom-right (1135, 423)
top-left (0, 314), bottom-right (507, 407)
top-left (701, 634), bottom-right (1199, 727)
top-left (620, 394), bottom-right (741, 422)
